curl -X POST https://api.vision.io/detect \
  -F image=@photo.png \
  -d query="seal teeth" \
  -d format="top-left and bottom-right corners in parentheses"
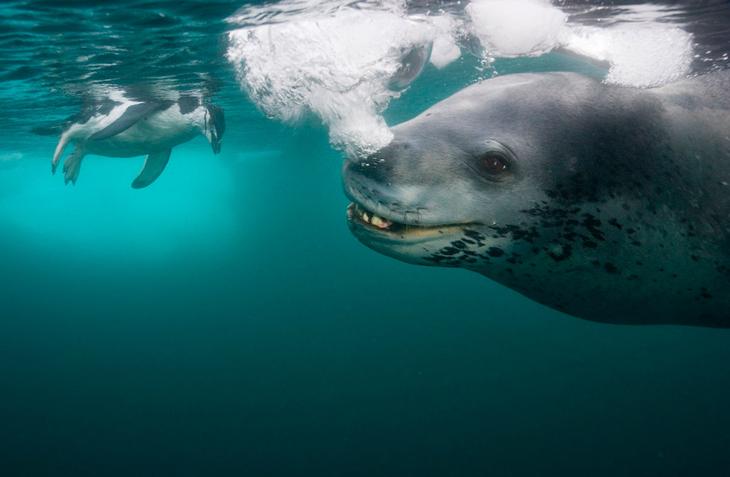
top-left (347, 202), bottom-right (470, 238)
top-left (371, 215), bottom-right (391, 229)
top-left (350, 203), bottom-right (393, 230)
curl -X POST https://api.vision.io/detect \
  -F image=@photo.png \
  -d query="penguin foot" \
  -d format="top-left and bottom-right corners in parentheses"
top-left (62, 150), bottom-right (84, 185)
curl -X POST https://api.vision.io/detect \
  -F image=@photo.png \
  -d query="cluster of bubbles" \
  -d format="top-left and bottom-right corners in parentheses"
top-left (226, 0), bottom-right (696, 156)
top-left (226, 0), bottom-right (455, 156)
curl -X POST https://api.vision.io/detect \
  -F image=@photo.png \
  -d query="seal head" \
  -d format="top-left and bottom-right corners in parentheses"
top-left (344, 72), bottom-right (730, 327)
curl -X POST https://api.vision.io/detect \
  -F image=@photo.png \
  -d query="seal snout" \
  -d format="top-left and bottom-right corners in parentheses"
top-left (343, 143), bottom-right (422, 227)
top-left (343, 142), bottom-right (473, 243)
top-left (346, 141), bottom-right (405, 182)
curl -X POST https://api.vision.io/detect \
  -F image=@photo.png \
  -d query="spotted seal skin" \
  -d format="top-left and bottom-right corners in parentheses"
top-left (343, 71), bottom-right (730, 327)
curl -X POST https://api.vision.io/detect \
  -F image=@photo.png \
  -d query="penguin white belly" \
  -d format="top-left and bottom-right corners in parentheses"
top-left (85, 108), bottom-right (200, 157)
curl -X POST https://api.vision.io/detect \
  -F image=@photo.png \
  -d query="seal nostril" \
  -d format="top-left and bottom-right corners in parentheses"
top-left (346, 140), bottom-right (414, 188)
top-left (361, 161), bottom-right (391, 183)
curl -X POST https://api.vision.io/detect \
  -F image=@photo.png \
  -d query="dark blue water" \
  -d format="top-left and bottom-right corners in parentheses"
top-left (2, 1), bottom-right (730, 475)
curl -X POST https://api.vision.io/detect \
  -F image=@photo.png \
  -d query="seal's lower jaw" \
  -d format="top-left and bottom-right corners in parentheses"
top-left (346, 202), bottom-right (470, 264)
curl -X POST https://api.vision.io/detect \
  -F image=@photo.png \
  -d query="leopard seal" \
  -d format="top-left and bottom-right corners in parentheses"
top-left (343, 71), bottom-right (730, 327)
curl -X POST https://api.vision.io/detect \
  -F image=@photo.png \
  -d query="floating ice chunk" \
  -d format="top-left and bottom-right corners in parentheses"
top-left (465, 0), bottom-right (694, 88)
top-left (466, 0), bottom-right (567, 58)
top-left (563, 24), bottom-right (694, 88)
top-left (427, 14), bottom-right (462, 69)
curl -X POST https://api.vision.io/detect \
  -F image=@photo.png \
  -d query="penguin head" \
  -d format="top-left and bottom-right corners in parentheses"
top-left (204, 104), bottom-right (225, 154)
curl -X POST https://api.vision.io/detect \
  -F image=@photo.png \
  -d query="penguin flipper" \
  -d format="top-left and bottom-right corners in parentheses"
top-left (132, 149), bottom-right (171, 189)
top-left (91, 102), bottom-right (168, 140)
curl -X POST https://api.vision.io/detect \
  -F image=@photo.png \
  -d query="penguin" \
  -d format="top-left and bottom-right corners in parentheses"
top-left (51, 94), bottom-right (225, 188)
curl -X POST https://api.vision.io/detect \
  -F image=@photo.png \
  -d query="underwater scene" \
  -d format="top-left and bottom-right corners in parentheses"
top-left (2, 0), bottom-right (730, 475)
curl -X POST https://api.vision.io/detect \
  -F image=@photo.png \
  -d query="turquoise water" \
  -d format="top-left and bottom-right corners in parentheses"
top-left (2, 1), bottom-right (730, 475)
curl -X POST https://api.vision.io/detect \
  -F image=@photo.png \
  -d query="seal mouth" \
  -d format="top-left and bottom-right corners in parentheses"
top-left (346, 202), bottom-right (470, 241)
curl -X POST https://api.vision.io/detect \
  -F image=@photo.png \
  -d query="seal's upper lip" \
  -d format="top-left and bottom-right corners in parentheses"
top-left (346, 201), bottom-right (472, 241)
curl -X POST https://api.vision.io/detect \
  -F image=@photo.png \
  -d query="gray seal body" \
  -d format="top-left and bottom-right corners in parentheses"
top-left (343, 71), bottom-right (730, 327)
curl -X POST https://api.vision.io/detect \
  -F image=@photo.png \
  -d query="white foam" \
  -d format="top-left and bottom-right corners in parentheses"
top-left (226, 0), bottom-right (696, 157)
top-left (226, 1), bottom-right (442, 156)
top-left (466, 0), bottom-right (567, 58)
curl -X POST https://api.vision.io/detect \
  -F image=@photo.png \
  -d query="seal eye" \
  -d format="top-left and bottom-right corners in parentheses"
top-left (474, 151), bottom-right (512, 182)
top-left (481, 154), bottom-right (509, 175)
top-left (470, 140), bottom-right (516, 182)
